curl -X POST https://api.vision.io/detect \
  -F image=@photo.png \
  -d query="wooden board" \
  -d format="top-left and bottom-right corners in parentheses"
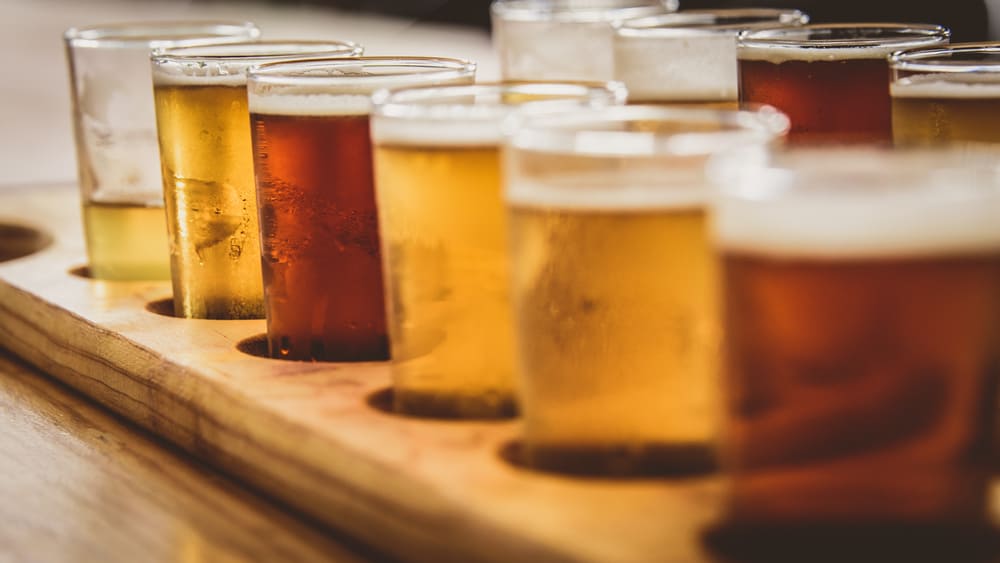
top-left (2, 183), bottom-right (992, 562)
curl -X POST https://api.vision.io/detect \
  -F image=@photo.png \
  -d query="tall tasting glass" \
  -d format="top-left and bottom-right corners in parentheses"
top-left (248, 57), bottom-right (475, 361)
top-left (503, 105), bottom-right (788, 474)
top-left (151, 41), bottom-right (362, 320)
top-left (614, 9), bottom-right (808, 107)
top-left (738, 24), bottom-right (949, 143)
top-left (709, 147), bottom-right (1000, 560)
top-left (64, 21), bottom-right (260, 280)
top-left (891, 43), bottom-right (1000, 145)
top-left (491, 0), bottom-right (674, 82)
top-left (371, 81), bottom-right (626, 418)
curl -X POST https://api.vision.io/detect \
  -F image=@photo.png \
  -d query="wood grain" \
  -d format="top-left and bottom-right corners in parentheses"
top-left (12, 183), bottom-right (994, 562)
top-left (0, 349), bottom-right (374, 563)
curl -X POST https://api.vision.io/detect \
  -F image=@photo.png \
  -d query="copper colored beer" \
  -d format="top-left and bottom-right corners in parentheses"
top-left (248, 57), bottom-right (475, 361)
top-left (737, 24), bottom-right (949, 143)
top-left (711, 148), bottom-right (1000, 559)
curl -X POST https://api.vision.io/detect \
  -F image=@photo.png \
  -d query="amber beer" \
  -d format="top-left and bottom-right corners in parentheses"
top-left (613, 9), bottom-right (808, 107)
top-left (371, 83), bottom-right (623, 417)
top-left (737, 24), bottom-right (949, 144)
top-left (248, 57), bottom-right (475, 361)
top-left (891, 44), bottom-right (1000, 145)
top-left (712, 149), bottom-right (1000, 558)
top-left (152, 41), bottom-right (360, 319)
top-left (505, 106), bottom-right (786, 474)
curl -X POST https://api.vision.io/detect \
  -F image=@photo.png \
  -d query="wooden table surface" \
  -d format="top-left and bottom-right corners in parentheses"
top-left (0, 348), bottom-right (380, 562)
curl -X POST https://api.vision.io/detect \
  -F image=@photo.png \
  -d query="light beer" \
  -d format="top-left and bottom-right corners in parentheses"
top-left (712, 149), bottom-right (1000, 558)
top-left (372, 83), bottom-right (621, 418)
top-left (249, 57), bottom-right (474, 361)
top-left (891, 45), bottom-right (1000, 145)
top-left (152, 41), bottom-right (360, 319)
top-left (738, 24), bottom-right (949, 144)
top-left (83, 200), bottom-right (171, 280)
top-left (505, 106), bottom-right (786, 473)
top-left (614, 9), bottom-right (808, 107)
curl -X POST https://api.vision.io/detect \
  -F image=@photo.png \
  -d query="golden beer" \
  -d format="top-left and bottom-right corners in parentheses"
top-left (151, 41), bottom-right (360, 319)
top-left (372, 82), bottom-right (623, 418)
top-left (504, 105), bottom-right (786, 474)
top-left (154, 82), bottom-right (264, 319)
top-left (83, 201), bottom-right (171, 280)
top-left (892, 82), bottom-right (1000, 144)
top-left (509, 200), bottom-right (717, 471)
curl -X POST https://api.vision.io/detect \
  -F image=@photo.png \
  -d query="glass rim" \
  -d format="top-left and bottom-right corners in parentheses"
top-left (151, 40), bottom-right (362, 63)
top-left (372, 81), bottom-right (627, 121)
top-left (615, 8), bottom-right (808, 37)
top-left (506, 104), bottom-right (789, 157)
top-left (890, 42), bottom-right (1000, 73)
top-left (738, 23), bottom-right (950, 51)
top-left (248, 56), bottom-right (476, 86)
top-left (64, 21), bottom-right (261, 48)
top-left (490, 0), bottom-right (673, 24)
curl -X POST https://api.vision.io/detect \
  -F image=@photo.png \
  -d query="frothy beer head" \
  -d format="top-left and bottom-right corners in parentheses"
top-left (247, 57), bottom-right (476, 117)
top-left (891, 44), bottom-right (1000, 98)
top-left (151, 41), bottom-right (363, 87)
top-left (738, 23), bottom-right (950, 63)
top-left (614, 9), bottom-right (808, 102)
top-left (371, 81), bottom-right (626, 147)
top-left (505, 105), bottom-right (789, 210)
top-left (713, 147), bottom-right (1000, 258)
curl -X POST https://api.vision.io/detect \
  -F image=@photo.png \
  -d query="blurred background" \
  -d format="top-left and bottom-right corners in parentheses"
top-left (1, 0), bottom-right (998, 191)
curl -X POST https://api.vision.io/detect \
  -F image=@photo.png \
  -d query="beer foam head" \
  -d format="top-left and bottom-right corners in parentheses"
top-left (151, 41), bottom-right (363, 87)
top-left (713, 147), bottom-right (1000, 258)
top-left (614, 30), bottom-right (738, 102)
top-left (738, 24), bottom-right (949, 63)
top-left (507, 171), bottom-right (711, 211)
top-left (246, 57), bottom-right (477, 116)
top-left (891, 74), bottom-right (1000, 99)
top-left (371, 82), bottom-right (626, 147)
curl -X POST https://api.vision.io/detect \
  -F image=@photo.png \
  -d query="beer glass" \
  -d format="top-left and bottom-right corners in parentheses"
top-left (710, 147), bottom-right (1000, 559)
top-left (152, 41), bottom-right (362, 320)
top-left (371, 82), bottom-right (626, 418)
top-left (738, 24), bottom-right (950, 143)
top-left (891, 43), bottom-right (1000, 145)
top-left (247, 57), bottom-right (475, 361)
top-left (64, 21), bottom-right (260, 280)
top-left (491, 0), bottom-right (674, 82)
top-left (504, 105), bottom-right (788, 474)
top-left (614, 9), bottom-right (808, 106)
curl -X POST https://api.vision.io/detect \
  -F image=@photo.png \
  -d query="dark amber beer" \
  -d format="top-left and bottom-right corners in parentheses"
top-left (248, 57), bottom-right (475, 361)
top-left (738, 24), bottom-right (949, 143)
top-left (614, 9), bottom-right (808, 106)
top-left (891, 44), bottom-right (1000, 145)
top-left (712, 148), bottom-right (1000, 558)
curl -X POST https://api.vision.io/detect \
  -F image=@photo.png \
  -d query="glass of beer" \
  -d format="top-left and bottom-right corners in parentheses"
top-left (247, 57), bottom-right (475, 361)
top-left (710, 147), bottom-right (1000, 559)
top-left (64, 21), bottom-right (260, 280)
top-left (491, 0), bottom-right (674, 82)
top-left (737, 24), bottom-right (950, 143)
top-left (370, 82), bottom-right (626, 418)
top-left (151, 41), bottom-right (362, 320)
top-left (891, 43), bottom-right (1000, 145)
top-left (614, 9), bottom-right (809, 107)
top-left (504, 105), bottom-right (788, 474)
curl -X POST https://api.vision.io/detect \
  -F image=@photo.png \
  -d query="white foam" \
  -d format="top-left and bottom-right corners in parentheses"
top-left (714, 156), bottom-right (1000, 258)
top-left (372, 118), bottom-right (501, 147)
top-left (507, 171), bottom-right (710, 211)
top-left (891, 75), bottom-right (1000, 99)
top-left (152, 62), bottom-right (249, 87)
top-left (739, 42), bottom-right (916, 63)
top-left (249, 92), bottom-right (371, 116)
top-left (614, 30), bottom-right (737, 101)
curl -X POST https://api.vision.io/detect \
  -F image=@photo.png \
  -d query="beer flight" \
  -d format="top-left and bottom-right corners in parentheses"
top-left (63, 1), bottom-right (1000, 558)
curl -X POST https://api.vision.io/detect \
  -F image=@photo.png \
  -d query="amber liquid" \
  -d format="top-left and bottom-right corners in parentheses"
top-left (893, 96), bottom-right (1000, 145)
top-left (251, 113), bottom-right (388, 362)
top-left (739, 58), bottom-right (892, 144)
top-left (83, 201), bottom-right (171, 281)
top-left (716, 252), bottom-right (1000, 557)
top-left (509, 205), bottom-right (718, 475)
top-left (374, 144), bottom-right (515, 418)
top-left (154, 84), bottom-right (264, 319)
